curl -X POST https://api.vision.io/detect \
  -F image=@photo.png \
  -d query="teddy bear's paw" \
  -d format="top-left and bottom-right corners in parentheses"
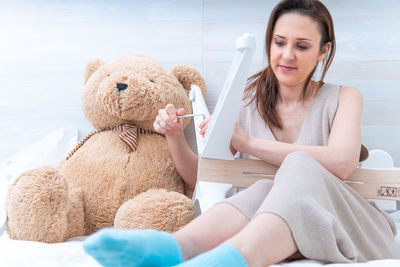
top-left (114, 189), bottom-right (195, 233)
top-left (5, 166), bottom-right (69, 243)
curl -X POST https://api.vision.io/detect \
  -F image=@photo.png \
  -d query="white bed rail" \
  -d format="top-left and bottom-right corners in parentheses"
top-left (200, 33), bottom-right (255, 160)
top-left (192, 33), bottom-right (256, 214)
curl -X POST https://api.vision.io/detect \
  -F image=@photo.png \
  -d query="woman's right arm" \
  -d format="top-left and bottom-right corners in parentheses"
top-left (153, 104), bottom-right (199, 191)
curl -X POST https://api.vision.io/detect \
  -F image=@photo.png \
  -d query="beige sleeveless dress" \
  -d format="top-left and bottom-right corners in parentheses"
top-left (221, 83), bottom-right (398, 263)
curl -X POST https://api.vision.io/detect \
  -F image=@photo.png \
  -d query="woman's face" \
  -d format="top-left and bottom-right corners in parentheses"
top-left (270, 12), bottom-right (330, 88)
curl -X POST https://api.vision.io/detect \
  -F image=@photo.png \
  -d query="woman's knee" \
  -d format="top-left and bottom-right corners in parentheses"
top-left (283, 151), bottom-right (315, 165)
top-left (278, 151), bottom-right (317, 177)
top-left (251, 179), bottom-right (274, 190)
top-left (275, 151), bottom-right (329, 185)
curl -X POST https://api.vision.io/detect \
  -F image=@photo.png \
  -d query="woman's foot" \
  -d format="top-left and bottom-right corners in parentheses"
top-left (83, 228), bottom-right (183, 267)
top-left (175, 242), bottom-right (248, 267)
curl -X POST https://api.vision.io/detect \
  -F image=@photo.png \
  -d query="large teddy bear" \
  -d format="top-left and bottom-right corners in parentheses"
top-left (5, 55), bottom-right (206, 243)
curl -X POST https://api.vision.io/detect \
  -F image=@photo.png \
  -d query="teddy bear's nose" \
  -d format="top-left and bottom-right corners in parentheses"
top-left (116, 83), bottom-right (128, 91)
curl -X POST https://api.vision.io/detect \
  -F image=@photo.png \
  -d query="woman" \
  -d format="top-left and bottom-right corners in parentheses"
top-left (84, 0), bottom-right (398, 266)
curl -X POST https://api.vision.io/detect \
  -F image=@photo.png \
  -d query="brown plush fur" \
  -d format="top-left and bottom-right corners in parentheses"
top-left (5, 55), bottom-right (205, 243)
top-left (114, 189), bottom-right (195, 231)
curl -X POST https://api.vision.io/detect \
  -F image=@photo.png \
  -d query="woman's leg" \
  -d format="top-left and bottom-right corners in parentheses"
top-left (176, 212), bottom-right (297, 267)
top-left (175, 202), bottom-right (249, 260)
top-left (227, 212), bottom-right (297, 267)
top-left (175, 179), bottom-right (275, 260)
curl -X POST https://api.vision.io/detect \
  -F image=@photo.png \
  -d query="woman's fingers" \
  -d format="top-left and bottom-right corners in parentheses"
top-left (165, 104), bottom-right (178, 124)
top-left (199, 116), bottom-right (212, 136)
top-left (153, 119), bottom-right (166, 134)
top-left (200, 124), bottom-right (208, 136)
top-left (199, 116), bottom-right (212, 128)
top-left (176, 108), bottom-right (185, 116)
top-left (159, 107), bottom-right (175, 128)
top-left (153, 104), bottom-right (185, 135)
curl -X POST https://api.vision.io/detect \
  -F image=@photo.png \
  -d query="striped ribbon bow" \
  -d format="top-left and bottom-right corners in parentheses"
top-left (66, 123), bottom-right (163, 160)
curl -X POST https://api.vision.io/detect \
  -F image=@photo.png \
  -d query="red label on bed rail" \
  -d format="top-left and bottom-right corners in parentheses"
top-left (379, 186), bottom-right (399, 198)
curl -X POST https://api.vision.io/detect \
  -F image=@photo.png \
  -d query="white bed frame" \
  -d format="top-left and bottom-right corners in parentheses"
top-left (192, 33), bottom-right (400, 214)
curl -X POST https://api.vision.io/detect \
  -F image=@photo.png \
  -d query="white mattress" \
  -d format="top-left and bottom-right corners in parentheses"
top-left (0, 128), bottom-right (400, 267)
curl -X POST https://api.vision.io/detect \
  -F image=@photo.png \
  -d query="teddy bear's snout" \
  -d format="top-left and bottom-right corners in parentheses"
top-left (116, 83), bottom-right (128, 92)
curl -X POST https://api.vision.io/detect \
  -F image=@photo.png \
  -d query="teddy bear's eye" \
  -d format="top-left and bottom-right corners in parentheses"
top-left (107, 74), bottom-right (111, 77)
top-left (149, 79), bottom-right (154, 83)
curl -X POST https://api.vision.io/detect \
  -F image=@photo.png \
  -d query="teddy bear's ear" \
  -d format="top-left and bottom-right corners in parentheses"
top-left (84, 59), bottom-right (105, 84)
top-left (171, 65), bottom-right (207, 99)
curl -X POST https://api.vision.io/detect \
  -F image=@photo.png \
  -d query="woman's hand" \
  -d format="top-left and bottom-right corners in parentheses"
top-left (153, 104), bottom-right (185, 137)
top-left (230, 122), bottom-right (254, 154)
top-left (199, 116), bottom-right (212, 137)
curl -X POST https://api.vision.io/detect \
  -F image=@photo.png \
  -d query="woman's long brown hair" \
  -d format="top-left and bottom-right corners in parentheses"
top-left (244, 0), bottom-right (336, 129)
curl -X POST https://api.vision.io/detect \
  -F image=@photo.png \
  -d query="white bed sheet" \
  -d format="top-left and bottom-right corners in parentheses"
top-left (0, 128), bottom-right (400, 267)
top-left (0, 234), bottom-right (100, 267)
top-left (0, 230), bottom-right (399, 267)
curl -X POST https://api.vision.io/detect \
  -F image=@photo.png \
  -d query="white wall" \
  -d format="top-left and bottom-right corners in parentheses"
top-left (0, 0), bottom-right (399, 166)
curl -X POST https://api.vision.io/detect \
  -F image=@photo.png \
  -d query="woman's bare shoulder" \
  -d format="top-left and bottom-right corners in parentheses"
top-left (339, 85), bottom-right (363, 104)
top-left (339, 86), bottom-right (362, 97)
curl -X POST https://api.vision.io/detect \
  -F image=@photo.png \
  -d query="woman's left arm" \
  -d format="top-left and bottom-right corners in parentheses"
top-left (231, 86), bottom-right (363, 180)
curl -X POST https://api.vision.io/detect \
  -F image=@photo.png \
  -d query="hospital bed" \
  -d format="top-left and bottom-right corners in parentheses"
top-left (0, 128), bottom-right (399, 267)
top-left (1, 34), bottom-right (400, 266)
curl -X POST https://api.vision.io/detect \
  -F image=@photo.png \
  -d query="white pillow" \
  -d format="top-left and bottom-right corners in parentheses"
top-left (0, 128), bottom-right (79, 234)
